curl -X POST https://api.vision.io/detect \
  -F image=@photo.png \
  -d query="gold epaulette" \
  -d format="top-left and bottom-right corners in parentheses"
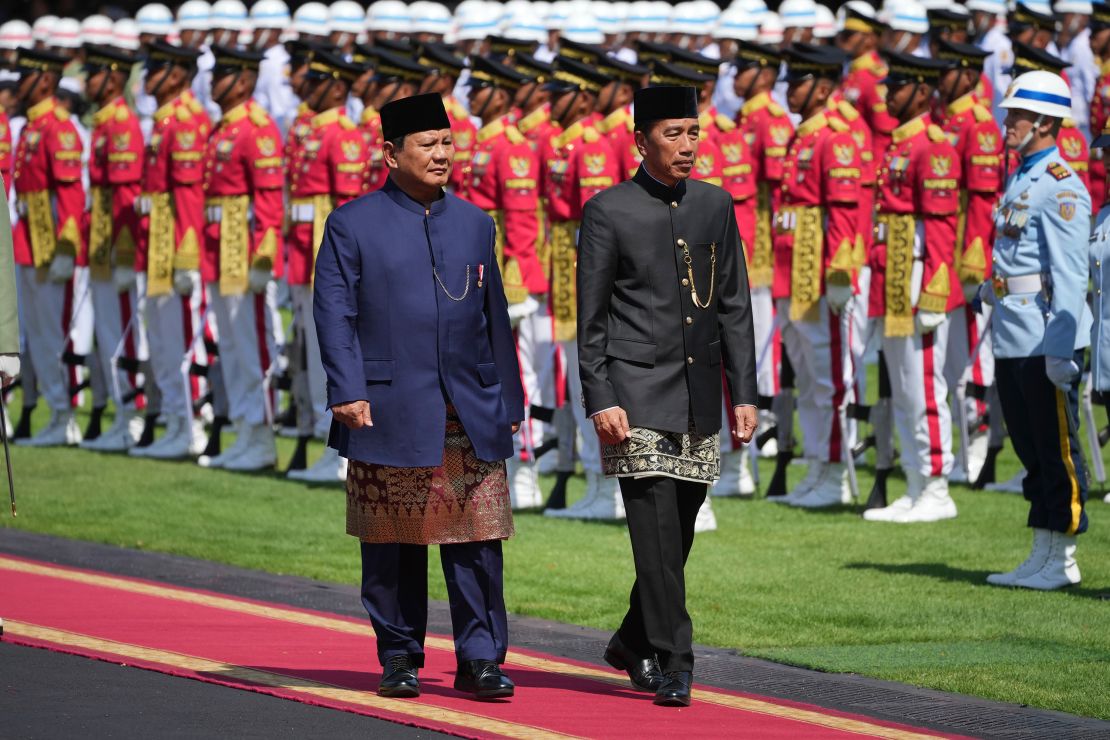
top-left (715, 114), bottom-right (736, 131)
top-left (505, 125), bottom-right (525, 145)
top-left (768, 100), bottom-right (786, 117)
top-left (249, 103), bottom-right (270, 127)
top-left (1062, 117), bottom-right (1077, 128)
top-left (927, 124), bottom-right (946, 142)
top-left (583, 127), bottom-right (599, 143)
top-left (115, 105), bottom-right (130, 123)
top-left (54, 107), bottom-right (70, 122)
top-left (339, 114), bottom-right (355, 130)
top-left (188, 97), bottom-right (204, 115)
top-left (828, 117), bottom-right (849, 132)
top-left (837, 99), bottom-right (860, 121)
top-left (176, 105), bottom-right (193, 123)
top-left (972, 104), bottom-right (992, 123)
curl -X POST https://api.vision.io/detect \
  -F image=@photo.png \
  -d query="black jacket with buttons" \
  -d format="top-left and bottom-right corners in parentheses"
top-left (576, 166), bottom-right (758, 435)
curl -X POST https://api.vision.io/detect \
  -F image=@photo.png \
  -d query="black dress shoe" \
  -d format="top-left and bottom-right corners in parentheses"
top-left (603, 636), bottom-right (665, 693)
top-left (454, 659), bottom-right (515, 699)
top-left (378, 654), bottom-right (420, 698)
top-left (653, 671), bottom-right (692, 707)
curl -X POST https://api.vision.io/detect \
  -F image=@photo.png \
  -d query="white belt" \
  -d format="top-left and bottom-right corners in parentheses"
top-left (991, 273), bottom-right (1043, 298)
top-left (875, 222), bottom-right (887, 242)
top-left (774, 211), bottom-right (797, 232)
top-left (135, 195), bottom-right (152, 216)
top-left (205, 205), bottom-right (223, 223)
top-left (15, 199), bottom-right (27, 217)
top-left (289, 203), bottom-right (315, 223)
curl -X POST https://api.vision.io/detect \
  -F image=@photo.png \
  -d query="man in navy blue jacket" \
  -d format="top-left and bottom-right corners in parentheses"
top-left (313, 93), bottom-right (525, 700)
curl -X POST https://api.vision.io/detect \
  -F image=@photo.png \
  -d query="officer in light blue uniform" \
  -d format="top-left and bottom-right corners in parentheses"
top-left (1087, 114), bottom-right (1110, 505)
top-left (980, 70), bottom-right (1092, 591)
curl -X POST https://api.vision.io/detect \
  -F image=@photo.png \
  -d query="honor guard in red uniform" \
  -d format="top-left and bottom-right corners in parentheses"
top-left (833, 3), bottom-right (900, 162)
top-left (771, 45), bottom-right (864, 509)
top-left (593, 55), bottom-right (648, 182)
top-left (463, 55), bottom-right (548, 508)
top-left (539, 56), bottom-right (621, 522)
top-left (359, 51), bottom-right (428, 193)
top-left (417, 44), bottom-right (477, 192)
top-left (131, 42), bottom-right (212, 461)
top-left (282, 40), bottom-right (318, 168)
top-left (79, 45), bottom-right (146, 454)
top-left (864, 53), bottom-right (962, 524)
top-left (0, 106), bottom-right (10, 186)
top-left (935, 40), bottom-right (1003, 484)
top-left (11, 49), bottom-right (86, 448)
top-left (285, 49), bottom-right (368, 483)
top-left (1088, 3), bottom-right (1110, 207)
top-left (198, 46), bottom-right (285, 472)
top-left (509, 54), bottom-right (560, 149)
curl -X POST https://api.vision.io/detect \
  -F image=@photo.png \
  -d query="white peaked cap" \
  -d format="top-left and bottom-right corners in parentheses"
top-left (0, 20), bottom-right (32, 50)
top-left (757, 10), bottom-right (784, 43)
top-left (177, 1), bottom-right (213, 30)
top-left (136, 4), bottom-right (176, 35)
top-left (113, 19), bottom-right (142, 50)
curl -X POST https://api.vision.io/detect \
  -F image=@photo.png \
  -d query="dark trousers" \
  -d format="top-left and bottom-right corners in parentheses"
top-left (360, 539), bottom-right (508, 667)
top-left (616, 475), bottom-right (708, 674)
top-left (995, 352), bottom-right (1088, 535)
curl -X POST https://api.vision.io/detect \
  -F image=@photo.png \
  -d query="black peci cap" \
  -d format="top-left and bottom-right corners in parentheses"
top-left (634, 85), bottom-right (698, 128)
top-left (380, 92), bottom-right (451, 140)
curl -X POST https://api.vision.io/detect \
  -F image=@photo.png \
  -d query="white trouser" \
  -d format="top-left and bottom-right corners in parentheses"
top-left (881, 317), bottom-right (954, 478)
top-left (777, 297), bottom-right (853, 463)
top-left (18, 265), bottom-right (72, 411)
top-left (208, 281), bottom-right (278, 426)
top-left (514, 302), bottom-right (554, 459)
top-left (850, 266), bottom-right (873, 402)
top-left (70, 266), bottom-right (94, 406)
top-left (559, 338), bottom-right (601, 474)
top-left (145, 274), bottom-right (206, 420)
top-left (89, 278), bottom-right (143, 411)
top-left (943, 303), bottom-right (994, 426)
top-left (290, 283), bottom-right (331, 438)
top-left (751, 285), bottom-right (778, 398)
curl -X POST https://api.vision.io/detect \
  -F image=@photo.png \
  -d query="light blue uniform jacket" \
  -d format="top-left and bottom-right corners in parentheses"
top-left (990, 147), bottom-right (1092, 360)
top-left (1090, 205), bottom-right (1110, 390)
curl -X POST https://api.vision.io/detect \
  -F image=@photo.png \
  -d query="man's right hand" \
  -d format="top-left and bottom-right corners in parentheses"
top-left (332, 400), bottom-right (372, 430)
top-left (592, 406), bottom-right (631, 446)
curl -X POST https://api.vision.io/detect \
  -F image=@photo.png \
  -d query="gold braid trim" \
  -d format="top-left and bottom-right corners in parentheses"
top-left (174, 227), bottom-right (200, 272)
top-left (88, 186), bottom-right (114, 280)
top-left (536, 199), bottom-right (551, 281)
top-left (881, 213), bottom-right (916, 337)
top-left (311, 194), bottom-right (336, 285)
top-left (147, 192), bottom-right (176, 296)
top-left (953, 190), bottom-right (968, 280)
top-left (486, 208), bottom-right (528, 305)
top-left (215, 195), bottom-right (251, 295)
top-left (56, 217), bottom-right (81, 259)
top-left (23, 192), bottom-right (56, 267)
top-left (918, 263), bottom-right (950, 313)
top-left (749, 183), bottom-right (774, 287)
top-left (788, 205), bottom-right (824, 322)
top-left (550, 220), bottom-right (578, 342)
top-left (114, 226), bottom-right (136, 270)
top-left (959, 236), bottom-right (986, 284)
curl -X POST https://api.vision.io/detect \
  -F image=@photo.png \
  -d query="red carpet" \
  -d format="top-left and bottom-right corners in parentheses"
top-left (0, 555), bottom-right (964, 739)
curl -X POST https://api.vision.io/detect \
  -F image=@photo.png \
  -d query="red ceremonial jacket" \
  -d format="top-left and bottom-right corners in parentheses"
top-left (596, 105), bottom-right (641, 182)
top-left (359, 106), bottom-right (388, 193)
top-left (540, 118), bottom-right (618, 223)
top-left (739, 91), bottom-right (793, 288)
top-left (88, 96), bottom-right (143, 278)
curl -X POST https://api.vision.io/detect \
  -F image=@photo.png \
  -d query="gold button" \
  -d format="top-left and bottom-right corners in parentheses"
top-left (682, 278), bottom-right (690, 286)
top-left (671, 201), bottom-right (678, 208)
top-left (685, 316), bottom-right (693, 325)
top-left (687, 356), bottom-right (694, 365)
top-left (677, 238), bottom-right (686, 247)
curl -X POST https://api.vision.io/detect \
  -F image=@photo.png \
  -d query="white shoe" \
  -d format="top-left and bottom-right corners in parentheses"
top-left (17, 410), bottom-right (80, 447)
top-left (189, 418), bottom-right (209, 456)
top-left (505, 457), bottom-right (543, 508)
top-left (547, 472), bottom-right (625, 520)
top-left (792, 463), bottom-right (852, 508)
top-left (966, 432), bottom-right (989, 481)
top-left (81, 412), bottom-right (138, 452)
top-left (758, 436), bottom-right (778, 458)
top-left (863, 469), bottom-right (924, 522)
top-left (986, 469), bottom-right (1026, 493)
top-left (986, 528), bottom-right (1053, 586)
top-left (545, 469), bottom-right (599, 518)
top-left (774, 460), bottom-right (825, 504)
top-left (890, 476), bottom-right (957, 523)
top-left (694, 498), bottom-right (717, 532)
top-left (141, 416), bottom-right (194, 460)
top-left (1104, 491), bottom-right (1110, 504)
top-left (197, 420), bottom-right (249, 468)
top-left (223, 424), bottom-right (277, 471)
top-left (287, 446), bottom-right (348, 483)
top-left (711, 448), bottom-right (756, 497)
top-left (1013, 531), bottom-right (1081, 590)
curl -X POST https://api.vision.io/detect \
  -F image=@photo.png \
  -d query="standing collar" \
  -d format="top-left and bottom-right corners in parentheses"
top-left (633, 164), bottom-right (687, 204)
top-left (382, 176), bottom-right (449, 216)
top-left (1018, 145), bottom-right (1056, 176)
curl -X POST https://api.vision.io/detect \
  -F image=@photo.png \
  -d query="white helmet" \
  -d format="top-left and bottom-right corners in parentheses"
top-left (966, 0), bottom-right (1009, 13)
top-left (456, 2), bottom-right (503, 39)
top-left (503, 1), bottom-right (550, 41)
top-left (48, 18), bottom-right (82, 49)
top-left (0, 20), bottom-right (32, 50)
top-left (113, 19), bottom-right (142, 50)
top-left (177, 1), bottom-right (212, 30)
top-left (778, 0), bottom-right (818, 28)
top-left (81, 15), bottom-right (117, 46)
top-left (367, 1), bottom-right (411, 33)
top-left (251, 0), bottom-right (291, 29)
top-left (545, 0), bottom-right (572, 30)
top-left (562, 10), bottom-right (605, 42)
top-left (757, 10), bottom-right (784, 43)
top-left (1054, 0), bottom-right (1093, 12)
top-left (672, 0), bottom-right (719, 36)
top-left (409, 1), bottom-right (452, 34)
top-left (837, 0), bottom-right (877, 30)
top-left (294, 2), bottom-right (331, 35)
top-left (136, 4), bottom-right (177, 35)
top-left (713, 6), bottom-right (760, 39)
top-left (1000, 70), bottom-right (1073, 118)
top-left (330, 0), bottom-right (367, 33)
top-left (885, 0), bottom-right (930, 33)
top-left (813, 4), bottom-right (837, 37)
top-left (210, 0), bottom-right (249, 30)
top-left (918, 0), bottom-right (953, 9)
top-left (32, 16), bottom-right (58, 44)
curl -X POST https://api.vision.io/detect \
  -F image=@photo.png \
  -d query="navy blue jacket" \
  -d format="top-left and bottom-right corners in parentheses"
top-left (313, 179), bottom-right (525, 467)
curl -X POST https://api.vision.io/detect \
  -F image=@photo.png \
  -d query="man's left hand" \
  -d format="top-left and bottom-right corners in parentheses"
top-left (732, 405), bottom-right (757, 444)
top-left (512, 422), bottom-right (520, 433)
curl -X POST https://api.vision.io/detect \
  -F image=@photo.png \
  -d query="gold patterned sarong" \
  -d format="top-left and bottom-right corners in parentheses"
top-left (602, 425), bottom-right (721, 484)
top-left (212, 195), bottom-right (250, 295)
top-left (147, 192), bottom-right (176, 296)
top-left (880, 212), bottom-right (916, 337)
top-left (550, 219), bottom-right (578, 342)
top-left (346, 410), bottom-right (514, 545)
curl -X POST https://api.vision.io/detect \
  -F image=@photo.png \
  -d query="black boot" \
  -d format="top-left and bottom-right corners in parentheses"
top-left (454, 660), bottom-right (514, 699)
top-left (13, 406), bottom-right (34, 440)
top-left (971, 447), bottom-right (1001, 490)
top-left (84, 405), bottom-right (106, 441)
top-left (287, 434), bottom-right (311, 472)
top-left (203, 415), bottom-right (229, 458)
top-left (863, 468), bottom-right (891, 511)
top-left (765, 450), bottom-right (793, 497)
top-left (378, 654), bottom-right (420, 698)
top-left (543, 470), bottom-right (573, 510)
top-left (654, 671), bottom-right (692, 707)
top-left (135, 412), bottom-right (158, 448)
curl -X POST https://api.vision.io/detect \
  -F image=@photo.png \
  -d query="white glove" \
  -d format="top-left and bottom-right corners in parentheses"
top-left (1046, 356), bottom-right (1080, 390)
top-left (825, 283), bottom-right (853, 315)
top-left (248, 267), bottom-right (272, 294)
top-left (173, 269), bottom-right (198, 296)
top-left (977, 280), bottom-right (995, 307)
top-left (48, 254), bottom-right (75, 284)
top-left (915, 310), bottom-right (946, 334)
top-left (962, 282), bottom-right (979, 304)
top-left (112, 266), bottom-right (137, 293)
top-left (506, 295), bottom-right (541, 327)
top-left (0, 354), bottom-right (20, 388)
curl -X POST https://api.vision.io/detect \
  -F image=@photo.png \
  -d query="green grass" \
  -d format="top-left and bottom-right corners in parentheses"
top-left (3, 399), bottom-right (1110, 720)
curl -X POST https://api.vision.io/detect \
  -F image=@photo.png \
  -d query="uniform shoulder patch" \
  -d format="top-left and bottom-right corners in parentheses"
top-left (828, 116), bottom-right (849, 133)
top-left (926, 124), bottom-right (946, 142)
top-left (836, 100), bottom-right (860, 121)
top-left (1047, 161), bottom-right (1072, 180)
top-left (54, 107), bottom-right (70, 122)
top-left (505, 125), bottom-right (525, 145)
top-left (582, 127), bottom-right (599, 143)
top-left (715, 114), bottom-right (736, 131)
top-left (188, 97), bottom-right (204, 115)
top-left (338, 114), bottom-right (356, 130)
top-left (176, 105), bottom-right (193, 123)
top-left (115, 105), bottom-right (130, 123)
top-left (249, 104), bottom-right (270, 127)
top-left (972, 104), bottom-right (992, 123)
top-left (768, 100), bottom-right (786, 117)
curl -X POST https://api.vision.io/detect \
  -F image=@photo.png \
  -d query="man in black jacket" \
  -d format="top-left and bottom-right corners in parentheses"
top-left (576, 85), bottom-right (758, 707)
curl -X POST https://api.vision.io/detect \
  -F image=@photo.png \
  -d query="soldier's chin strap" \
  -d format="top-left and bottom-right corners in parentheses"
top-left (892, 32), bottom-right (915, 54)
top-left (473, 83), bottom-right (497, 120)
top-left (90, 69), bottom-right (114, 109)
top-left (310, 77), bottom-right (336, 113)
top-left (213, 69), bottom-right (243, 109)
top-left (796, 76), bottom-right (820, 120)
top-left (739, 64), bottom-right (760, 103)
top-left (149, 65), bottom-right (173, 102)
top-left (599, 83), bottom-right (619, 117)
top-left (1016, 113), bottom-right (1045, 154)
top-left (381, 80), bottom-right (402, 106)
top-left (517, 82), bottom-right (536, 114)
top-left (891, 81), bottom-right (921, 122)
top-left (555, 89), bottom-right (580, 128)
